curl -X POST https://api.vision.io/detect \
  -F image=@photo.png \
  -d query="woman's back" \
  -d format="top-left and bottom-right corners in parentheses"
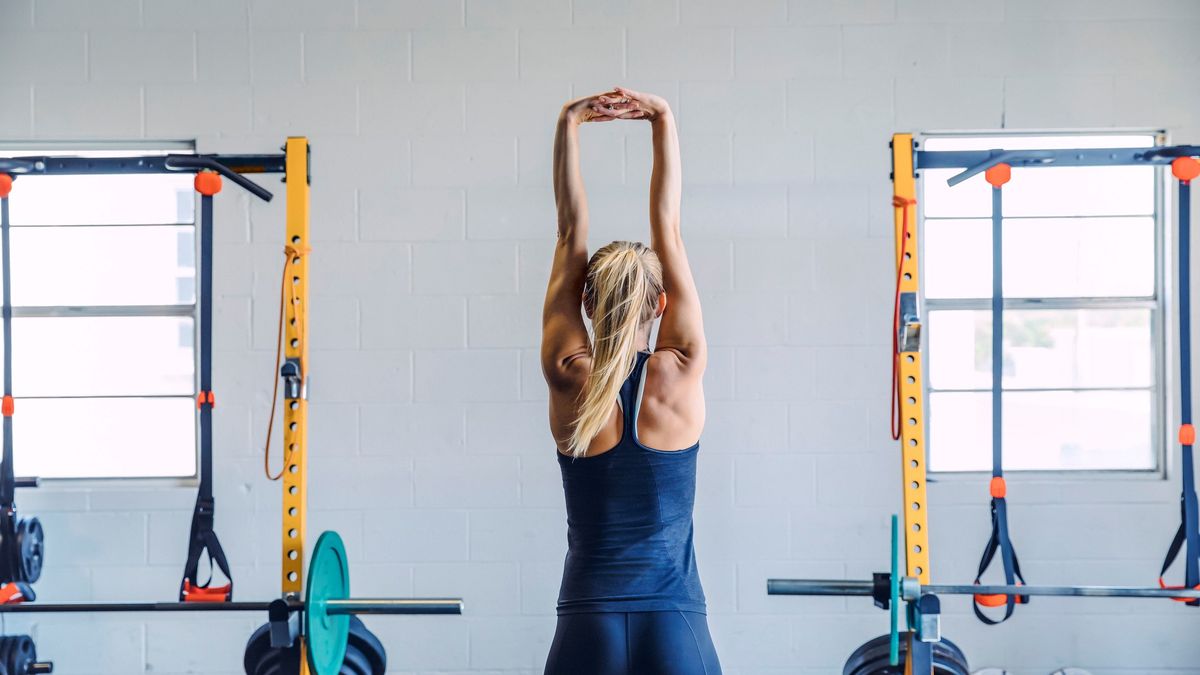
top-left (556, 351), bottom-right (706, 615)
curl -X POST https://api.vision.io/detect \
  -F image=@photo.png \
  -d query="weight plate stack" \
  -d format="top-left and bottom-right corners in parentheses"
top-left (15, 519), bottom-right (42, 584)
top-left (347, 617), bottom-right (386, 675)
top-left (843, 634), bottom-right (970, 675)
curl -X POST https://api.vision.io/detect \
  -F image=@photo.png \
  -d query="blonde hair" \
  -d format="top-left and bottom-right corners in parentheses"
top-left (569, 241), bottom-right (665, 457)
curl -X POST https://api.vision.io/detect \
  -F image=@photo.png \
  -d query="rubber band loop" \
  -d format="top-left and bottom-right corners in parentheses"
top-left (263, 243), bottom-right (311, 481)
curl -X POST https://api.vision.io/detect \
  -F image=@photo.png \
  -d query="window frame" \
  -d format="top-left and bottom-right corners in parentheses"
top-left (916, 128), bottom-right (1170, 479)
top-left (0, 140), bottom-right (200, 485)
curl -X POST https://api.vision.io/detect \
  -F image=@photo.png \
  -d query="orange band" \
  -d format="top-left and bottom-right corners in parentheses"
top-left (0, 174), bottom-right (11, 199)
top-left (1181, 424), bottom-right (1196, 446)
top-left (196, 391), bottom-right (215, 409)
top-left (1, 396), bottom-right (13, 417)
top-left (985, 163), bottom-right (1011, 188)
top-left (989, 476), bottom-right (1006, 498)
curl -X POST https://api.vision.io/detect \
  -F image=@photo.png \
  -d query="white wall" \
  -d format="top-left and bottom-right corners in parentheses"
top-left (2, 0), bottom-right (1200, 673)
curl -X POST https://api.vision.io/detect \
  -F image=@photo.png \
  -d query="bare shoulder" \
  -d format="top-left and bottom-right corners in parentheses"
top-left (638, 350), bottom-right (705, 450)
top-left (646, 347), bottom-right (705, 383)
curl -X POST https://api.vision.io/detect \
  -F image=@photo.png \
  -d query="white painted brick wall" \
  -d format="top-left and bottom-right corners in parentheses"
top-left (5, 0), bottom-right (1199, 672)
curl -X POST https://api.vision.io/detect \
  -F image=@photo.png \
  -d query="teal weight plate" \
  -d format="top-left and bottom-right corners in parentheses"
top-left (305, 531), bottom-right (351, 675)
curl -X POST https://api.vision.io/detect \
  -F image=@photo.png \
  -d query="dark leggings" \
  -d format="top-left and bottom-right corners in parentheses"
top-left (544, 611), bottom-right (722, 675)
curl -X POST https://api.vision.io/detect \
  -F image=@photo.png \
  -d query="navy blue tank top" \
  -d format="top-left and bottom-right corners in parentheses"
top-left (556, 351), bottom-right (706, 615)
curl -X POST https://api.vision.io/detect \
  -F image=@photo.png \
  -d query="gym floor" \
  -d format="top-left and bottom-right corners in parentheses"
top-left (1, 1), bottom-right (1199, 674)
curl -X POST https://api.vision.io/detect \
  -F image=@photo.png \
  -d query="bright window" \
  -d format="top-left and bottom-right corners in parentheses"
top-left (921, 132), bottom-right (1163, 473)
top-left (0, 143), bottom-right (198, 479)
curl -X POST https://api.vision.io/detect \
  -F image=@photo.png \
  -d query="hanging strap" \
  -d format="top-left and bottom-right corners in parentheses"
top-left (971, 163), bottom-right (1028, 623)
top-left (0, 174), bottom-right (16, 518)
top-left (1160, 157), bottom-right (1200, 605)
top-left (180, 171), bottom-right (232, 602)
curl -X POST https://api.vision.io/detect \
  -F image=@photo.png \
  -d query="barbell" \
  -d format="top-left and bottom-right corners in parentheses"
top-left (0, 531), bottom-right (462, 675)
top-left (767, 578), bottom-right (1200, 601)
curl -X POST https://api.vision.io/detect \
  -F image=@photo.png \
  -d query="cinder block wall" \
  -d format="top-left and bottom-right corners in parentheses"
top-left (2, 1), bottom-right (1200, 673)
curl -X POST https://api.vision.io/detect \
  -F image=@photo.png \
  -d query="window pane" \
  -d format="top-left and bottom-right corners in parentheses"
top-left (924, 167), bottom-right (1154, 218)
top-left (13, 317), bottom-right (194, 396)
top-left (925, 217), bottom-right (1156, 299)
top-left (925, 218), bottom-right (990, 299)
top-left (928, 309), bottom-right (1152, 390)
top-left (5, 174), bottom-right (194, 226)
top-left (10, 226), bottom-right (195, 306)
top-left (1004, 217), bottom-right (1155, 298)
top-left (928, 390), bottom-right (1153, 472)
top-left (13, 397), bottom-right (195, 478)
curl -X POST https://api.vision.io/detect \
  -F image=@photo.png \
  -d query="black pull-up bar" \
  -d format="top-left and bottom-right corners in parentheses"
top-left (164, 155), bottom-right (274, 202)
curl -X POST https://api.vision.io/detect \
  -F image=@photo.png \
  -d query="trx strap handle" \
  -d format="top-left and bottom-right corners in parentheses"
top-left (972, 164), bottom-right (1028, 624)
top-left (1160, 156), bottom-right (1200, 605)
top-left (180, 172), bottom-right (232, 602)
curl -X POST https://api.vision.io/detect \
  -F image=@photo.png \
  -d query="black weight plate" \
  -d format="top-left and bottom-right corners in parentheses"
top-left (243, 623), bottom-right (272, 675)
top-left (843, 634), bottom-right (969, 675)
top-left (17, 518), bottom-right (43, 583)
top-left (9, 634), bottom-right (35, 675)
top-left (1, 635), bottom-right (15, 675)
top-left (339, 644), bottom-right (369, 675)
top-left (346, 617), bottom-right (386, 674)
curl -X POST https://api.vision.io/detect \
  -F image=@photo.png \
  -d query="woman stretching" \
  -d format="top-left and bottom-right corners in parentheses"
top-left (541, 87), bottom-right (720, 675)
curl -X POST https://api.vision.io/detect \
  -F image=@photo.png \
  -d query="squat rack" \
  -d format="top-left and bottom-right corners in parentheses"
top-left (0, 139), bottom-right (462, 675)
top-left (770, 134), bottom-right (1200, 674)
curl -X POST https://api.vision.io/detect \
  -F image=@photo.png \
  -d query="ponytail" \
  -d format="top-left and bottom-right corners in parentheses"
top-left (568, 242), bottom-right (664, 458)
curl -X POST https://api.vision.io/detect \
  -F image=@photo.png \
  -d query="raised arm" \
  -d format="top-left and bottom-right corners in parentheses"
top-left (541, 93), bottom-right (637, 390)
top-left (616, 87), bottom-right (706, 372)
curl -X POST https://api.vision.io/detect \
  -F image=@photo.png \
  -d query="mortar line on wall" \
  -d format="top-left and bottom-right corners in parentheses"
top-left (191, 31), bottom-right (198, 82)
top-left (407, 31), bottom-right (413, 81)
top-left (83, 31), bottom-right (91, 80)
top-left (27, 86), bottom-right (35, 137)
top-left (139, 85), bottom-right (146, 139)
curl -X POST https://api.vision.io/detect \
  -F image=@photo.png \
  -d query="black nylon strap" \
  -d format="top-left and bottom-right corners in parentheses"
top-left (179, 186), bottom-right (231, 600)
top-left (973, 498), bottom-right (1029, 624)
